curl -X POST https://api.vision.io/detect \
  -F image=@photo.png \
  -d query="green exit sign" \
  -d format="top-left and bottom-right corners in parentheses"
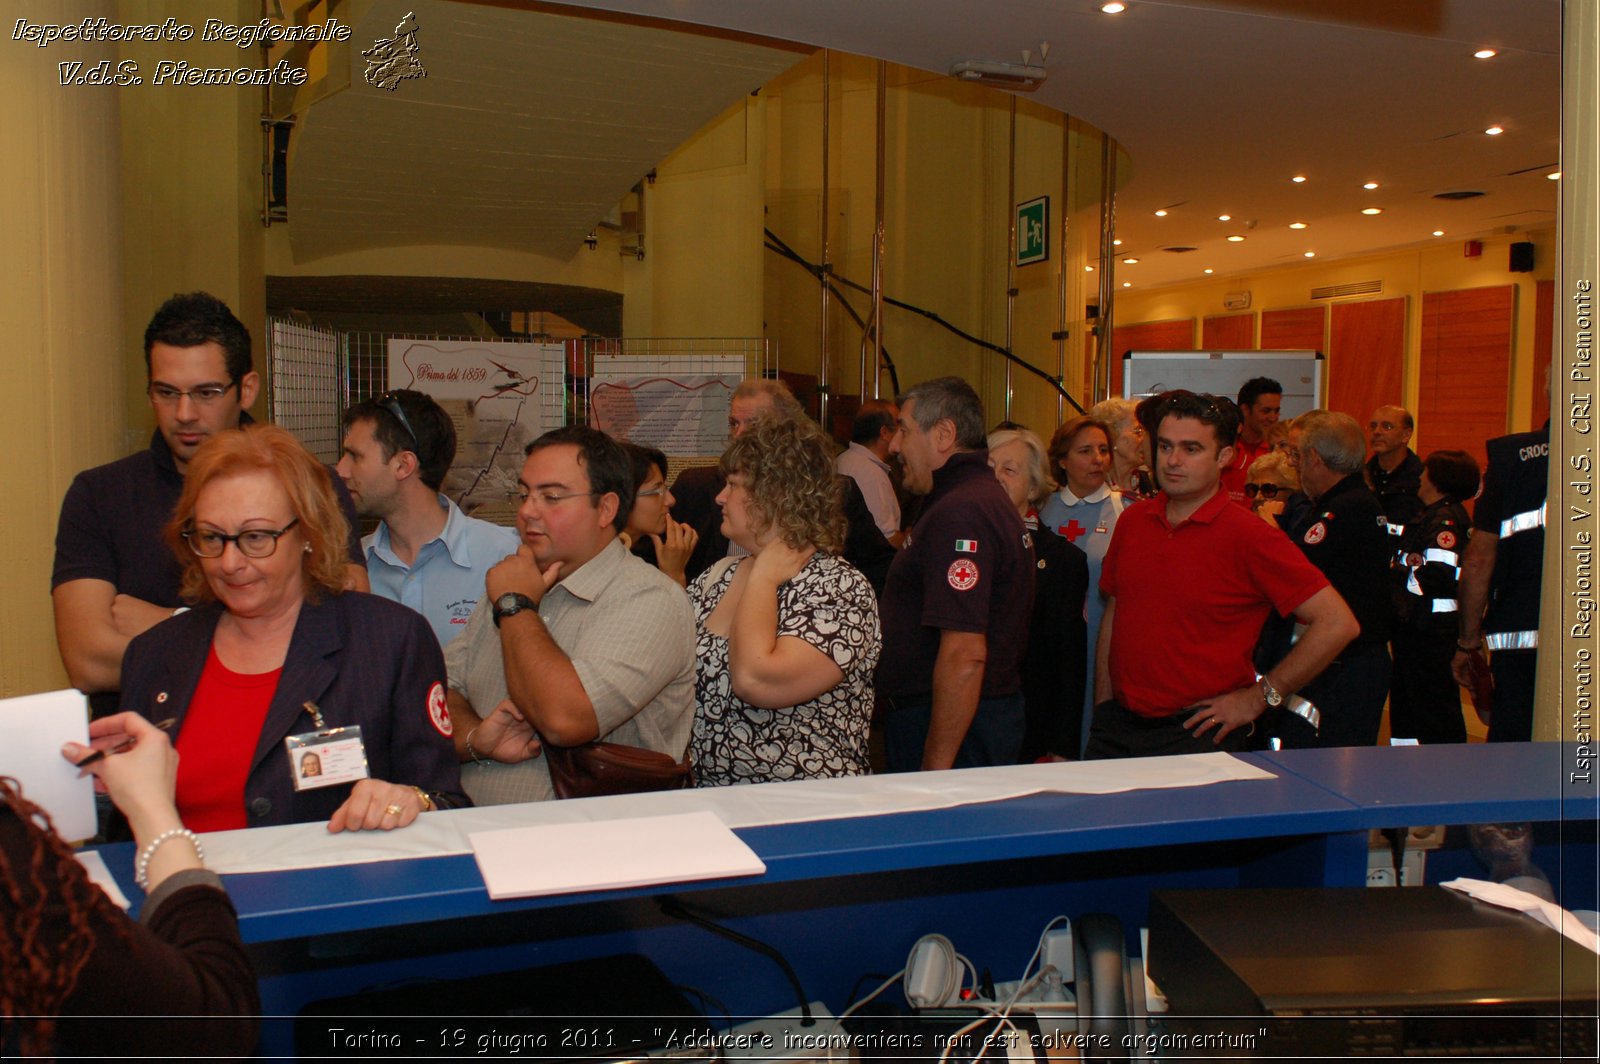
top-left (1016, 196), bottom-right (1049, 266)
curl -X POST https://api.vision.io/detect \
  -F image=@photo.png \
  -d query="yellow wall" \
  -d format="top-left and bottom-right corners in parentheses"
top-left (1, 1), bottom-right (126, 697)
top-left (1114, 229), bottom-right (1557, 432)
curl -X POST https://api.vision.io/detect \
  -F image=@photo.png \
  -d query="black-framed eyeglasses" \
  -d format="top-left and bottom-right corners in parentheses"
top-left (376, 391), bottom-right (420, 448)
top-left (148, 381), bottom-right (238, 407)
top-left (1243, 482), bottom-right (1288, 499)
top-left (182, 518), bottom-right (301, 558)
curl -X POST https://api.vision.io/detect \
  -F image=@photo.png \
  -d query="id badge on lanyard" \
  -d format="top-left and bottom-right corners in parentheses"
top-left (283, 700), bottom-right (369, 792)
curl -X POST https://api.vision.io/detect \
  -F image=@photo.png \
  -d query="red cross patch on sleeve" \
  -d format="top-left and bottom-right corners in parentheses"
top-left (1436, 529), bottom-right (1457, 550)
top-left (427, 681), bottom-right (452, 737)
top-left (947, 558), bottom-right (980, 591)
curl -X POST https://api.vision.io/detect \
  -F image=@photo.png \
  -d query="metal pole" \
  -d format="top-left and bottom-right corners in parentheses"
top-left (1055, 113), bottom-right (1070, 424)
top-left (1095, 136), bottom-right (1118, 402)
top-left (818, 51), bottom-right (832, 427)
top-left (868, 59), bottom-right (886, 400)
top-left (1004, 97), bottom-right (1016, 419)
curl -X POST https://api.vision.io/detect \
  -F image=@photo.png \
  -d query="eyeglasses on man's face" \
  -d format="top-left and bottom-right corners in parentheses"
top-left (509, 488), bottom-right (602, 510)
top-left (182, 518), bottom-right (301, 558)
top-left (148, 381), bottom-right (238, 407)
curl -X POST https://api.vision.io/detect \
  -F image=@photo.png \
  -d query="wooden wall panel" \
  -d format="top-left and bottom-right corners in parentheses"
top-left (1260, 305), bottom-right (1327, 351)
top-left (1534, 279), bottom-right (1554, 427)
top-left (1417, 285), bottom-right (1515, 468)
top-left (1202, 313), bottom-right (1255, 349)
top-left (1108, 318), bottom-right (1195, 396)
top-left (1328, 297), bottom-right (1406, 422)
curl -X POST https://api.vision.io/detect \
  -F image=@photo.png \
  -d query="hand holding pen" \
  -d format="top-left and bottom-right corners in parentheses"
top-left (61, 713), bottom-right (182, 840)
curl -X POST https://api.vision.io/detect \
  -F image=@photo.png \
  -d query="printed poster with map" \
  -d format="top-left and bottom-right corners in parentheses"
top-left (587, 356), bottom-right (744, 459)
top-left (387, 339), bottom-right (566, 525)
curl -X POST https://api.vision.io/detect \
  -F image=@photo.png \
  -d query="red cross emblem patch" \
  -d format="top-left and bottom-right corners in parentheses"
top-left (947, 558), bottom-right (980, 591)
top-left (1303, 521), bottom-right (1327, 545)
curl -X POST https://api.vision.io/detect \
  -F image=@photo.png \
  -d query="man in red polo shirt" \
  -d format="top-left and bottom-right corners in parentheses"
top-left (1088, 391), bottom-right (1358, 759)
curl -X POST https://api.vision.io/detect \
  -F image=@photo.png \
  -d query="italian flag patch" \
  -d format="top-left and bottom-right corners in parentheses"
top-left (954, 539), bottom-right (978, 553)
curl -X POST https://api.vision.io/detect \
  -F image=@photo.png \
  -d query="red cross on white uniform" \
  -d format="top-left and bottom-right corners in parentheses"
top-left (1058, 519), bottom-right (1087, 543)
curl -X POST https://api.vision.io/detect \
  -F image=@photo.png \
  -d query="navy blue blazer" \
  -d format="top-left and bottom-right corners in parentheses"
top-left (121, 591), bottom-right (468, 828)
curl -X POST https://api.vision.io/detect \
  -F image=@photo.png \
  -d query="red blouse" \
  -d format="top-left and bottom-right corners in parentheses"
top-left (174, 645), bottom-right (281, 833)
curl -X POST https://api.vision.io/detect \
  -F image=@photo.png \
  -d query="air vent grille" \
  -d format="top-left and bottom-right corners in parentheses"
top-left (1433, 189), bottom-right (1486, 201)
top-left (1311, 280), bottom-right (1383, 300)
top-left (1160, 245), bottom-right (1199, 254)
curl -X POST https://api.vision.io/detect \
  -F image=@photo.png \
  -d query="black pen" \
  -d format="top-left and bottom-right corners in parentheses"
top-left (73, 717), bottom-right (176, 768)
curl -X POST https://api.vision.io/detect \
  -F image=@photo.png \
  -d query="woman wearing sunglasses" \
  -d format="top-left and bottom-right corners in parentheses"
top-left (117, 424), bottom-right (467, 834)
top-left (1243, 451), bottom-right (1300, 525)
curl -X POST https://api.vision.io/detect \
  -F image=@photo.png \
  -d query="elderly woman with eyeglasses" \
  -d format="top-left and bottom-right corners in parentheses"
top-left (116, 424), bottom-right (467, 834)
top-left (1244, 451), bottom-right (1300, 525)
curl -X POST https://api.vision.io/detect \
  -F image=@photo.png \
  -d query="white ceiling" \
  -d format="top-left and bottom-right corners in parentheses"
top-left (291, 0), bottom-right (1562, 291)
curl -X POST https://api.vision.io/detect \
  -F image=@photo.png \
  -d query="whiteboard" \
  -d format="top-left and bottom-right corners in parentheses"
top-left (1122, 350), bottom-right (1325, 418)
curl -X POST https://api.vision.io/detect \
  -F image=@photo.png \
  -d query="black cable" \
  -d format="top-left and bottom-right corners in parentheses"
top-left (762, 232), bottom-right (901, 396)
top-left (659, 898), bottom-right (816, 1026)
top-left (764, 227), bottom-right (1086, 415)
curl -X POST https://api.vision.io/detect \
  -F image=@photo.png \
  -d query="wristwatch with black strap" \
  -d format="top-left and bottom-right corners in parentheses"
top-left (492, 591), bottom-right (537, 628)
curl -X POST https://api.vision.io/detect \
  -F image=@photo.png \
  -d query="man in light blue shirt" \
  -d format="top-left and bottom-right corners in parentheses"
top-left (337, 389), bottom-right (518, 648)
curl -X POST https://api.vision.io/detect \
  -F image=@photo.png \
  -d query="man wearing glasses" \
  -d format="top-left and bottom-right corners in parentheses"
top-left (52, 292), bottom-right (364, 717)
top-left (337, 389), bottom-right (518, 649)
top-left (442, 426), bottom-right (695, 804)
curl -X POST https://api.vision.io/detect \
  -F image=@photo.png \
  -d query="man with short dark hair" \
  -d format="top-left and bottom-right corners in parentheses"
top-left (877, 377), bottom-right (1034, 770)
top-left (444, 426), bottom-right (695, 804)
top-left (1220, 377), bottom-right (1282, 505)
top-left (52, 292), bottom-right (364, 716)
top-left (835, 399), bottom-right (904, 548)
top-left (1276, 410), bottom-right (1394, 748)
top-left (1089, 391), bottom-right (1357, 760)
top-left (1365, 404), bottom-right (1424, 526)
top-left (337, 389), bottom-right (518, 648)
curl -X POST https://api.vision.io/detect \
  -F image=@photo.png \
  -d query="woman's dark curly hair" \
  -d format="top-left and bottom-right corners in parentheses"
top-left (719, 415), bottom-right (845, 554)
top-left (2, 777), bottom-right (127, 1056)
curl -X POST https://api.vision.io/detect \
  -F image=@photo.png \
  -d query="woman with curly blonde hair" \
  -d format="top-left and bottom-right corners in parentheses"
top-left (688, 415), bottom-right (881, 786)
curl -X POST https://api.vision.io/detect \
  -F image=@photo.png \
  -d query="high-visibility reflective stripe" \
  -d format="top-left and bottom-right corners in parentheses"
top-left (1485, 630), bottom-right (1539, 651)
top-left (1432, 599), bottom-right (1458, 613)
top-left (1406, 571), bottom-right (1423, 597)
top-left (1423, 547), bottom-right (1459, 567)
top-left (1499, 502), bottom-right (1546, 538)
top-left (1385, 522), bottom-right (1406, 537)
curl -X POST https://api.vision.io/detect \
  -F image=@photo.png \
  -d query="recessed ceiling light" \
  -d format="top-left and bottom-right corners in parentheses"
top-left (1485, 125), bottom-right (1504, 136)
top-left (1123, 257), bottom-right (1140, 264)
top-left (1432, 230), bottom-right (1445, 236)
top-left (1122, 281), bottom-right (1132, 288)
top-left (1474, 48), bottom-right (1497, 59)
top-left (1549, 171), bottom-right (1562, 180)
top-left (1154, 209), bottom-right (1168, 217)
top-left (1304, 251), bottom-right (1316, 258)
top-left (1203, 268), bottom-right (1214, 274)
top-left (1362, 207), bottom-right (1383, 215)
top-left (1085, 265), bottom-right (1095, 272)
top-left (1217, 214), bottom-right (1231, 221)
top-left (1289, 222), bottom-right (1307, 230)
top-left (1363, 182), bottom-right (1379, 190)
top-left (1292, 175), bottom-right (1307, 183)
top-left (1101, 2), bottom-right (1126, 13)
top-left (1227, 235), bottom-right (1245, 242)
top-left (1113, 239), bottom-right (1122, 246)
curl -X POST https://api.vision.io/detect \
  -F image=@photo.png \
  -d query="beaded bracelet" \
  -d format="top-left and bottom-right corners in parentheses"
top-left (135, 827), bottom-right (204, 891)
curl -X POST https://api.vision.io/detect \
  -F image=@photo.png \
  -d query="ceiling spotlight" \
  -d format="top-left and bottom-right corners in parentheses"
top-left (1217, 214), bottom-right (1231, 221)
top-left (1154, 209), bottom-right (1168, 217)
top-left (1304, 251), bottom-right (1316, 258)
top-left (1123, 257), bottom-right (1140, 264)
top-left (1361, 207), bottom-right (1384, 215)
top-left (1227, 235), bottom-right (1245, 242)
top-left (1122, 281), bottom-right (1132, 288)
top-left (1085, 265), bottom-right (1095, 272)
top-left (1474, 48), bottom-right (1497, 59)
top-left (1549, 172), bottom-right (1562, 180)
top-left (1292, 175), bottom-right (1307, 183)
top-left (1363, 182), bottom-right (1379, 190)
top-left (1113, 238), bottom-right (1123, 246)
top-left (1203, 268), bottom-right (1214, 274)
top-left (1485, 125), bottom-right (1504, 136)
top-left (1289, 222), bottom-right (1307, 230)
top-left (1101, 1), bottom-right (1126, 12)
top-left (1432, 230), bottom-right (1445, 236)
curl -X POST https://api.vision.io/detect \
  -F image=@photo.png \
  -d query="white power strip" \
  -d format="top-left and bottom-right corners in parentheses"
top-left (714, 1003), bottom-right (840, 1063)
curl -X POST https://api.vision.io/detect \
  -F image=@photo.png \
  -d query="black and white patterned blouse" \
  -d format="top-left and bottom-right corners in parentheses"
top-left (688, 552), bottom-right (881, 787)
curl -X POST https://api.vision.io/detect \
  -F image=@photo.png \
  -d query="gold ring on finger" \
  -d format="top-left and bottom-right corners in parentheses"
top-left (385, 804), bottom-right (403, 816)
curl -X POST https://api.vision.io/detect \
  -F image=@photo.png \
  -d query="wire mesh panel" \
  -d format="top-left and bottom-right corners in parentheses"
top-left (268, 319), bottom-right (342, 463)
top-left (576, 337), bottom-right (770, 468)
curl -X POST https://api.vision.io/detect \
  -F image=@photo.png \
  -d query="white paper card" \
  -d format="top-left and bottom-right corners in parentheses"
top-left (75, 850), bottom-right (131, 910)
top-left (469, 810), bottom-right (766, 900)
top-left (0, 689), bottom-right (94, 842)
